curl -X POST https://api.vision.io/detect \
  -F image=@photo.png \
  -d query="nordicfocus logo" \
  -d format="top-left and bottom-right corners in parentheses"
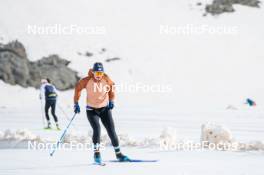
top-left (160, 24), bottom-right (238, 35)
top-left (27, 24), bottom-right (106, 35)
top-left (160, 140), bottom-right (239, 151)
top-left (27, 141), bottom-right (106, 151)
top-left (93, 82), bottom-right (173, 93)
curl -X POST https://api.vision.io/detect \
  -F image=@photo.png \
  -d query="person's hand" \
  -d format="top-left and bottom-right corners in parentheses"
top-left (74, 102), bottom-right (80, 113)
top-left (108, 101), bottom-right (114, 110)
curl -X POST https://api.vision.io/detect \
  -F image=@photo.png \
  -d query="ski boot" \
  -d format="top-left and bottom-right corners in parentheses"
top-left (56, 123), bottom-right (61, 130)
top-left (116, 152), bottom-right (130, 162)
top-left (94, 152), bottom-right (102, 164)
top-left (44, 122), bottom-right (51, 130)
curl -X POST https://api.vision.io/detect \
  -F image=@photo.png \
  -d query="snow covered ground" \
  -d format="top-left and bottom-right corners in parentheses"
top-left (1, 148), bottom-right (264, 175)
top-left (1, 0), bottom-right (264, 174)
top-left (1, 90), bottom-right (264, 175)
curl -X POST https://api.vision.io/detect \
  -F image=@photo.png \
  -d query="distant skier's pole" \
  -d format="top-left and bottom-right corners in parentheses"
top-left (57, 103), bottom-right (77, 130)
top-left (57, 103), bottom-right (71, 121)
top-left (50, 113), bottom-right (77, 156)
top-left (40, 99), bottom-right (45, 127)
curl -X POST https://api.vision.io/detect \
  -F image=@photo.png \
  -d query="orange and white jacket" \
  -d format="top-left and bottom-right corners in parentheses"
top-left (74, 69), bottom-right (115, 108)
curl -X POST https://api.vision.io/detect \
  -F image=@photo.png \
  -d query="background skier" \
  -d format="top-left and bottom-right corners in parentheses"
top-left (245, 98), bottom-right (256, 107)
top-left (40, 78), bottom-right (60, 130)
top-left (73, 62), bottom-right (130, 164)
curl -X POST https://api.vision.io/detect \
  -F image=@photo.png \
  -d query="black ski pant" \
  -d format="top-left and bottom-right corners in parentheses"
top-left (45, 99), bottom-right (58, 122)
top-left (86, 107), bottom-right (119, 147)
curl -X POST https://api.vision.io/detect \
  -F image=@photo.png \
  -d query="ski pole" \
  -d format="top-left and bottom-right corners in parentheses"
top-left (57, 103), bottom-right (71, 121)
top-left (40, 99), bottom-right (46, 127)
top-left (50, 113), bottom-right (77, 156)
top-left (57, 103), bottom-right (77, 130)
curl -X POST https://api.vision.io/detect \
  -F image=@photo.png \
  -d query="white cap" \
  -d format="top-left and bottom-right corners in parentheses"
top-left (41, 79), bottom-right (48, 84)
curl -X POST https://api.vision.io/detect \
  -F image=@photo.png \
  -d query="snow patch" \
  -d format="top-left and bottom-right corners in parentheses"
top-left (0, 128), bottom-right (263, 151)
top-left (0, 128), bottom-right (178, 149)
top-left (63, 130), bottom-right (163, 147)
top-left (159, 127), bottom-right (178, 147)
top-left (201, 122), bottom-right (264, 151)
top-left (238, 141), bottom-right (264, 151)
top-left (0, 129), bottom-right (43, 149)
top-left (201, 122), bottom-right (233, 145)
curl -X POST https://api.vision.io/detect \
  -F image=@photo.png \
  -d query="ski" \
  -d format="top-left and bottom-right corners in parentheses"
top-left (43, 127), bottom-right (61, 131)
top-left (108, 159), bottom-right (158, 163)
top-left (93, 162), bottom-right (106, 166)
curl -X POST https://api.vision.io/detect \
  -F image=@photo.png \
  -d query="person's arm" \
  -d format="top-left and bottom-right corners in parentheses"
top-left (74, 77), bottom-right (89, 103)
top-left (53, 85), bottom-right (58, 96)
top-left (109, 82), bottom-right (115, 101)
top-left (39, 84), bottom-right (45, 100)
top-left (105, 75), bottom-right (115, 101)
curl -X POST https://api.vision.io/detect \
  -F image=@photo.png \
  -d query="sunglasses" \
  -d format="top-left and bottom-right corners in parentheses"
top-left (94, 71), bottom-right (104, 76)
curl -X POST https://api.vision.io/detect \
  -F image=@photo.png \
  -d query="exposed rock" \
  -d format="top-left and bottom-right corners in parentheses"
top-left (0, 40), bottom-right (27, 59)
top-left (77, 51), bottom-right (93, 57)
top-left (105, 57), bottom-right (121, 62)
top-left (0, 50), bottom-right (29, 87)
top-left (205, 0), bottom-right (261, 15)
top-left (85, 51), bottom-right (93, 57)
top-left (0, 41), bottom-right (80, 90)
top-left (99, 48), bottom-right (106, 54)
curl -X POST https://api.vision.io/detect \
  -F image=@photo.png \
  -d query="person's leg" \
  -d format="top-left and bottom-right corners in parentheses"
top-left (100, 108), bottom-right (129, 161)
top-left (100, 108), bottom-right (119, 147)
top-left (50, 100), bottom-right (59, 129)
top-left (44, 100), bottom-right (51, 128)
top-left (86, 110), bottom-right (101, 161)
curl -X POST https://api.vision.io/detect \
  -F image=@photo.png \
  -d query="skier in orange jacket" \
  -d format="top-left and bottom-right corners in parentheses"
top-left (73, 62), bottom-right (130, 164)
